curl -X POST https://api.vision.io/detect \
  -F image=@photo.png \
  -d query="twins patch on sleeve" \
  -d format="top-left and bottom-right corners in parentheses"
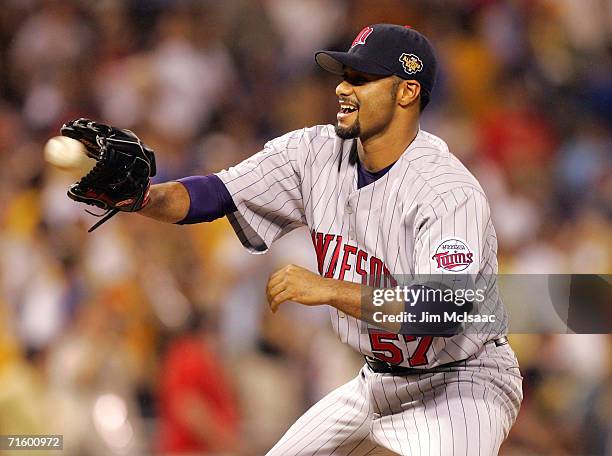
top-left (431, 237), bottom-right (476, 272)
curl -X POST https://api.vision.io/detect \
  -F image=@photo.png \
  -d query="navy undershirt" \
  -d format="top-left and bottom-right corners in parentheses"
top-left (356, 159), bottom-right (395, 189)
top-left (176, 175), bottom-right (237, 224)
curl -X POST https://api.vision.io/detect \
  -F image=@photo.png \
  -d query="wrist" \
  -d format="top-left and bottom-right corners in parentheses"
top-left (324, 278), bottom-right (363, 309)
top-left (321, 277), bottom-right (340, 305)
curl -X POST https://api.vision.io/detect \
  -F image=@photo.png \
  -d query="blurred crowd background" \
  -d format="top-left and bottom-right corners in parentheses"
top-left (0, 0), bottom-right (610, 455)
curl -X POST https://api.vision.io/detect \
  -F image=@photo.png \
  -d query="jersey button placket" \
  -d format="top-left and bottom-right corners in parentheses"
top-left (345, 202), bottom-right (357, 240)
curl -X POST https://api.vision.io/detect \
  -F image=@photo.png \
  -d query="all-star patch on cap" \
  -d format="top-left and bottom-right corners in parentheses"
top-left (315, 23), bottom-right (438, 98)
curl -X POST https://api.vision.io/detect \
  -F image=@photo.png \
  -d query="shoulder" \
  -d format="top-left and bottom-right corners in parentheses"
top-left (264, 124), bottom-right (338, 151)
top-left (263, 125), bottom-right (347, 172)
top-left (400, 129), bottom-right (486, 203)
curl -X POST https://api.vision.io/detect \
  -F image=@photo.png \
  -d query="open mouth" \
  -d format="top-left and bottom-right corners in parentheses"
top-left (338, 101), bottom-right (359, 122)
top-left (339, 103), bottom-right (358, 114)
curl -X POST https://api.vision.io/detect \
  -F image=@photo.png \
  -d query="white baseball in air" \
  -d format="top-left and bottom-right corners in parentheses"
top-left (44, 136), bottom-right (95, 171)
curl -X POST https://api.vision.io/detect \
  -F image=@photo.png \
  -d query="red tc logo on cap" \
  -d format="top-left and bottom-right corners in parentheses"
top-left (351, 26), bottom-right (374, 48)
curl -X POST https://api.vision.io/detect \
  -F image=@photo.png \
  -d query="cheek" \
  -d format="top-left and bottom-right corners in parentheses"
top-left (359, 92), bottom-right (391, 123)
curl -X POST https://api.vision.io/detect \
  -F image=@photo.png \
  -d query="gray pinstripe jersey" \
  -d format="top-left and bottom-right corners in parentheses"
top-left (217, 125), bottom-right (506, 368)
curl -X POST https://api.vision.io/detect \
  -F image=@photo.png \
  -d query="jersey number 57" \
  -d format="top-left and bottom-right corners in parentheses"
top-left (368, 329), bottom-right (434, 367)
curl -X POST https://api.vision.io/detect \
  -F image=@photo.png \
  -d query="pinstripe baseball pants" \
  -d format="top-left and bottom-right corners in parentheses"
top-left (266, 342), bottom-right (523, 456)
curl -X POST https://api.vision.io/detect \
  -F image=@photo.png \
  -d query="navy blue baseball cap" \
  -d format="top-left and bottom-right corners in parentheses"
top-left (315, 24), bottom-right (437, 100)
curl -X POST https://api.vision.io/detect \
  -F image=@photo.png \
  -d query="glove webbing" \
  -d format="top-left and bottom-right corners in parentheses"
top-left (86, 208), bottom-right (120, 232)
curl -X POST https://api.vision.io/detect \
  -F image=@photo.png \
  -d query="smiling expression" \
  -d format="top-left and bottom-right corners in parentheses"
top-left (335, 68), bottom-right (400, 141)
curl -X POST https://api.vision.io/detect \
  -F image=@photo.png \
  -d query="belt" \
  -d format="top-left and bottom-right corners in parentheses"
top-left (365, 336), bottom-right (509, 375)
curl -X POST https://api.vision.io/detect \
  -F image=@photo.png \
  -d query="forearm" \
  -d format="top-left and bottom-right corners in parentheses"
top-left (139, 175), bottom-right (237, 224)
top-left (138, 182), bottom-right (190, 223)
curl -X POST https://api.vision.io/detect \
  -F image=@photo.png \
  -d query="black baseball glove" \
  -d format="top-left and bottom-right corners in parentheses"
top-left (61, 118), bottom-right (157, 232)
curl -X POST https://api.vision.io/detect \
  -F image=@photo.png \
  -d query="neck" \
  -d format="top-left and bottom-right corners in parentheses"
top-left (357, 118), bottom-right (419, 172)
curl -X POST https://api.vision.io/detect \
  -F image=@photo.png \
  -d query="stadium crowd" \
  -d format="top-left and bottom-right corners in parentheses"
top-left (0, 0), bottom-right (610, 455)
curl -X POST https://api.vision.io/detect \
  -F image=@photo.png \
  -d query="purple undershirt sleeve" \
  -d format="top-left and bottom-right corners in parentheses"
top-left (175, 175), bottom-right (238, 225)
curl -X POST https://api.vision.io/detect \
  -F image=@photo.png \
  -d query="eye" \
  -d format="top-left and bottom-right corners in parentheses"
top-left (345, 75), bottom-right (368, 86)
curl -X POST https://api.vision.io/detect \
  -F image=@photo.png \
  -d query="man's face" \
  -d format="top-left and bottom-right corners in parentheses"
top-left (335, 68), bottom-right (399, 141)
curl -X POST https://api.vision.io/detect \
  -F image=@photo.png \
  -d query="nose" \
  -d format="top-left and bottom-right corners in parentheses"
top-left (336, 79), bottom-right (353, 97)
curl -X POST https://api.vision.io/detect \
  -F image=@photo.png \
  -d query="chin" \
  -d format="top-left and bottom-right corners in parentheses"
top-left (335, 121), bottom-right (361, 139)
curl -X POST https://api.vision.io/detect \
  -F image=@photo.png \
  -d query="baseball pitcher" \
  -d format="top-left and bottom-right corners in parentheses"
top-left (63, 24), bottom-right (522, 456)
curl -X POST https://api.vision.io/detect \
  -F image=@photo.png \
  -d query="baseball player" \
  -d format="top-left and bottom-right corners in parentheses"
top-left (63, 24), bottom-right (522, 455)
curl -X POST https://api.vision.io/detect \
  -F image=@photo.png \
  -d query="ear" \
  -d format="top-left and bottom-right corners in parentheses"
top-left (397, 80), bottom-right (421, 108)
